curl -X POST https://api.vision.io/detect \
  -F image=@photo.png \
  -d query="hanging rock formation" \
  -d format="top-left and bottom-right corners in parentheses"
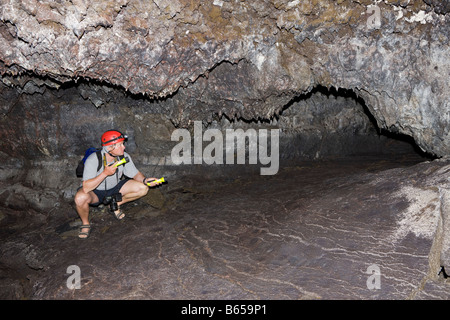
top-left (0, 0), bottom-right (449, 158)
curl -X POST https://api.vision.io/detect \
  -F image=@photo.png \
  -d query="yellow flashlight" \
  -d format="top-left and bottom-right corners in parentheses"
top-left (146, 177), bottom-right (165, 186)
top-left (113, 156), bottom-right (129, 167)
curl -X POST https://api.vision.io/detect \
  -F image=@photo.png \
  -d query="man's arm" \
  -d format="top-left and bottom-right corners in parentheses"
top-left (82, 161), bottom-right (118, 193)
top-left (133, 171), bottom-right (146, 184)
top-left (133, 172), bottom-right (162, 187)
top-left (82, 171), bottom-right (108, 193)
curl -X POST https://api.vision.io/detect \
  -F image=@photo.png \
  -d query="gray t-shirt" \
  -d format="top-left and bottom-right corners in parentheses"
top-left (82, 149), bottom-right (139, 191)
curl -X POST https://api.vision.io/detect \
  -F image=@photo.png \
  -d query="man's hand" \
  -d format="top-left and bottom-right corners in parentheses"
top-left (104, 161), bottom-right (119, 176)
top-left (144, 177), bottom-right (163, 187)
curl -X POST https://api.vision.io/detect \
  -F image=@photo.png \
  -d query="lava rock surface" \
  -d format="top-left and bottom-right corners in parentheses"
top-left (1, 156), bottom-right (449, 299)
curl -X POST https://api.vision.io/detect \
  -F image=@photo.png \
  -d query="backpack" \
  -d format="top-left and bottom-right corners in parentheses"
top-left (76, 147), bottom-right (103, 177)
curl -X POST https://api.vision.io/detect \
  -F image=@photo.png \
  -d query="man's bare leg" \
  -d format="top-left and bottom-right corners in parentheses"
top-left (114, 180), bottom-right (149, 219)
top-left (74, 189), bottom-right (99, 238)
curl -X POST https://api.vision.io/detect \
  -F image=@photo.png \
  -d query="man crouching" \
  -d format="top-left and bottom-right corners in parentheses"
top-left (74, 129), bottom-right (162, 239)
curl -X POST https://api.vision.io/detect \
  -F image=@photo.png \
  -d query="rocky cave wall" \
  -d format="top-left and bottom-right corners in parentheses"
top-left (0, 0), bottom-right (449, 189)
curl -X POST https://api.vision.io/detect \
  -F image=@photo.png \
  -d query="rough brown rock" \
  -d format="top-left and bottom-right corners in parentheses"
top-left (0, 0), bottom-right (449, 157)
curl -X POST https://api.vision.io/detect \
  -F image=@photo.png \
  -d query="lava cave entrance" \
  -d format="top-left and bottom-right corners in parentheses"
top-left (0, 77), bottom-right (435, 222)
top-left (0, 78), bottom-right (433, 188)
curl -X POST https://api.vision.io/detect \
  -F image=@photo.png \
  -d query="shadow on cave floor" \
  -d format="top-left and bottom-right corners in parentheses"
top-left (1, 153), bottom-right (449, 300)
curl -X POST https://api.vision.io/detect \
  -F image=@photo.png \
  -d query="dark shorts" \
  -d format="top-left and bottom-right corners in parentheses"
top-left (90, 178), bottom-right (130, 206)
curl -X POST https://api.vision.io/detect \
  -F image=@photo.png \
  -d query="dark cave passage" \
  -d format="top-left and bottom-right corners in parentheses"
top-left (0, 76), bottom-right (434, 219)
top-left (0, 77), bottom-right (434, 201)
top-left (275, 85), bottom-right (433, 165)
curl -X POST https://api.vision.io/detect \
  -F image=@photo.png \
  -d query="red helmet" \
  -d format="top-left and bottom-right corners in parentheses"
top-left (101, 130), bottom-right (127, 146)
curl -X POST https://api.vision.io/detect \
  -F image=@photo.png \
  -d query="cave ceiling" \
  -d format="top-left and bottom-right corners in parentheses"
top-left (0, 0), bottom-right (449, 157)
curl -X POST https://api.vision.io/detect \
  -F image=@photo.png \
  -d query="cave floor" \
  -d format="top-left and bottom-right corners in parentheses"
top-left (1, 154), bottom-right (450, 300)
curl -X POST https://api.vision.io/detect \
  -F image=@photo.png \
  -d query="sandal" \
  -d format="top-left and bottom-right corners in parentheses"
top-left (111, 207), bottom-right (125, 220)
top-left (78, 224), bottom-right (91, 239)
